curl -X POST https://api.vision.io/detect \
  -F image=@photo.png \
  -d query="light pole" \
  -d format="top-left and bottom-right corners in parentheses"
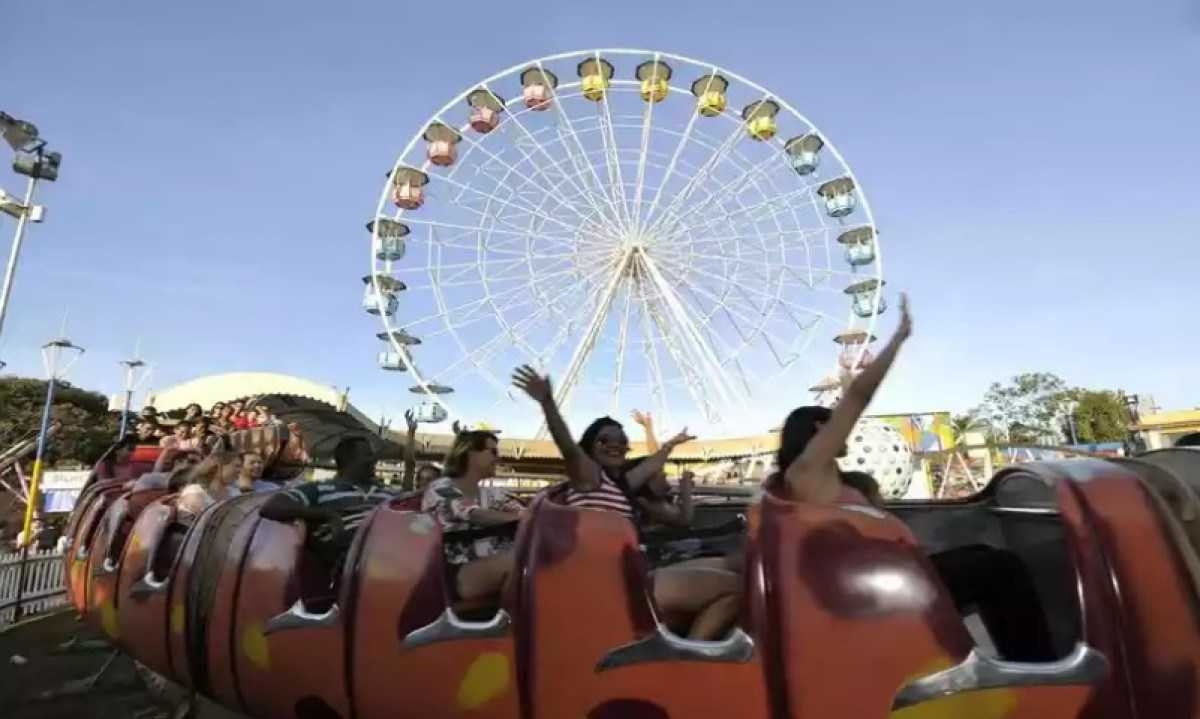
top-left (118, 356), bottom-right (150, 439)
top-left (18, 336), bottom-right (84, 548)
top-left (0, 112), bottom-right (61, 342)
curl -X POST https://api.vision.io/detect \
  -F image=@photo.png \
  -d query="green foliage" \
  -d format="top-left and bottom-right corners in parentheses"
top-left (1069, 390), bottom-right (1130, 444)
top-left (949, 413), bottom-right (987, 449)
top-left (0, 376), bottom-right (119, 465)
top-left (977, 372), bottom-right (1070, 444)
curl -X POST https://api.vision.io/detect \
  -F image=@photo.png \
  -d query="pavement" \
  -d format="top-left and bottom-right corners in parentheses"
top-left (0, 609), bottom-right (247, 719)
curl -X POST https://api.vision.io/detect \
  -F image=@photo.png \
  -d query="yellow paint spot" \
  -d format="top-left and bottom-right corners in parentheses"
top-left (241, 622), bottom-right (270, 670)
top-left (100, 598), bottom-right (120, 640)
top-left (456, 652), bottom-right (510, 710)
top-left (890, 688), bottom-right (1018, 719)
top-left (889, 656), bottom-right (1018, 719)
top-left (170, 602), bottom-right (185, 635)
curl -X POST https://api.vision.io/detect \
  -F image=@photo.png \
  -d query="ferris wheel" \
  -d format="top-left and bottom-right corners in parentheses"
top-left (366, 49), bottom-right (886, 434)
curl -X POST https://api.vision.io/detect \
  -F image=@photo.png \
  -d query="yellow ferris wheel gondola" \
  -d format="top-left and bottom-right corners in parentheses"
top-left (636, 59), bottom-right (672, 103)
top-left (742, 99), bottom-right (780, 141)
top-left (691, 73), bottom-right (729, 117)
top-left (578, 56), bottom-right (615, 102)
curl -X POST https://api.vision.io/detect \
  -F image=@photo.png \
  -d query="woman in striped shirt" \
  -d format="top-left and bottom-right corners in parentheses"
top-left (512, 365), bottom-right (740, 640)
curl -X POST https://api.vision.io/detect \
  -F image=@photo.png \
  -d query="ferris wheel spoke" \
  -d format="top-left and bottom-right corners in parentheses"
top-left (594, 63), bottom-right (634, 230)
top-left (532, 62), bottom-right (632, 236)
top-left (608, 282), bottom-right (636, 416)
top-left (638, 253), bottom-right (746, 415)
top-left (641, 92), bottom-right (769, 239)
top-left (667, 138), bottom-right (805, 225)
top-left (431, 171), bottom-right (590, 238)
top-left (661, 186), bottom-right (824, 242)
top-left (639, 68), bottom-right (715, 238)
top-left (445, 120), bottom-right (612, 236)
top-left (652, 258), bottom-right (772, 332)
top-left (539, 249), bottom-right (633, 433)
top-left (654, 253), bottom-right (837, 329)
top-left (640, 283), bottom-right (720, 424)
top-left (629, 60), bottom-right (660, 236)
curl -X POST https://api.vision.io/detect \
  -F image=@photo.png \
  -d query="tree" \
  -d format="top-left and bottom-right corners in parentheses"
top-left (949, 413), bottom-right (988, 449)
top-left (0, 376), bottom-right (119, 465)
top-left (977, 372), bottom-right (1070, 444)
top-left (1068, 390), bottom-right (1130, 444)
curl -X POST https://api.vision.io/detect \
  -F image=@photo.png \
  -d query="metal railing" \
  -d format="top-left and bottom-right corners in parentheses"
top-left (0, 545), bottom-right (66, 627)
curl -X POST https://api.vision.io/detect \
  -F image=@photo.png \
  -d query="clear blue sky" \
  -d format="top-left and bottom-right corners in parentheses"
top-left (1, 0), bottom-right (1197, 432)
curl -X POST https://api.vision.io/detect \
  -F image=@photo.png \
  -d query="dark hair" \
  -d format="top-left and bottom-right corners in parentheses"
top-left (443, 431), bottom-right (498, 478)
top-left (333, 435), bottom-right (374, 470)
top-left (777, 405), bottom-right (833, 473)
top-left (138, 416), bottom-right (159, 427)
top-left (579, 416), bottom-right (624, 457)
top-left (174, 420), bottom-right (193, 429)
top-left (841, 470), bottom-right (883, 506)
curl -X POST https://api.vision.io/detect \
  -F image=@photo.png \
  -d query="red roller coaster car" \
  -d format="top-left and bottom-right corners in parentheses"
top-left (63, 438), bottom-right (1200, 718)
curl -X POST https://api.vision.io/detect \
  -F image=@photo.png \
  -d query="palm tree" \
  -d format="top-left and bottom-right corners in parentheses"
top-left (938, 413), bottom-right (988, 497)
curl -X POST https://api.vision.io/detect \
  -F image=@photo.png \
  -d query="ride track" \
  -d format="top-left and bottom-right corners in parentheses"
top-left (62, 438), bottom-right (1200, 718)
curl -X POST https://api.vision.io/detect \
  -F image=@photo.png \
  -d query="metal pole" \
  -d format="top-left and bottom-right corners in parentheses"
top-left (19, 369), bottom-right (57, 548)
top-left (119, 389), bottom-right (134, 439)
top-left (0, 175), bottom-right (38, 340)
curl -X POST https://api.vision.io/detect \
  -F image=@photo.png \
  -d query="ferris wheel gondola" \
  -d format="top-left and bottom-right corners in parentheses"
top-left (366, 49), bottom-right (887, 432)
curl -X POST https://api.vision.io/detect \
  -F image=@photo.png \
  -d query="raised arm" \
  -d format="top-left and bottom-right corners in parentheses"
top-left (402, 409), bottom-right (418, 490)
top-left (631, 410), bottom-right (659, 453)
top-left (625, 428), bottom-right (696, 491)
top-left (636, 470), bottom-right (695, 527)
top-left (786, 293), bottom-right (913, 502)
top-left (512, 365), bottom-right (594, 487)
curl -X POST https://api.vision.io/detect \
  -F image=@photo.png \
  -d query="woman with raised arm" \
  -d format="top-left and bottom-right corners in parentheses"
top-left (512, 365), bottom-right (738, 640)
top-left (779, 293), bottom-right (912, 503)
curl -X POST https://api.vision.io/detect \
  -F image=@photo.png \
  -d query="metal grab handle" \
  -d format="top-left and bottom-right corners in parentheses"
top-left (402, 608), bottom-right (511, 650)
top-left (129, 571), bottom-right (169, 600)
top-left (891, 642), bottom-right (1108, 709)
top-left (596, 624), bottom-right (755, 671)
top-left (128, 508), bottom-right (174, 598)
top-left (263, 599), bottom-right (341, 635)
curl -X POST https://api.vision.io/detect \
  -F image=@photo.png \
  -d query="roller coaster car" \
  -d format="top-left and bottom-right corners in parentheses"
top-left (64, 452), bottom-right (1200, 718)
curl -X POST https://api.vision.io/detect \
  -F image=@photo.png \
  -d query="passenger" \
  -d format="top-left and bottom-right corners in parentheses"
top-left (628, 409), bottom-right (694, 527)
top-left (258, 436), bottom-right (390, 583)
top-left (236, 451), bottom-right (280, 494)
top-left (513, 365), bottom-right (738, 640)
top-left (231, 400), bottom-right (253, 430)
top-left (254, 404), bottom-right (281, 427)
top-left (422, 430), bottom-right (522, 604)
top-left (183, 403), bottom-right (204, 422)
top-left (160, 420), bottom-right (200, 452)
top-left (208, 401), bottom-right (226, 420)
top-left (176, 444), bottom-right (242, 514)
top-left (134, 418), bottom-right (160, 445)
top-left (774, 294), bottom-right (911, 504)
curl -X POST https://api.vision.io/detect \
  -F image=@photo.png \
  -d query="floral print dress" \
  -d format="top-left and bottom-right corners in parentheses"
top-left (421, 477), bottom-right (523, 565)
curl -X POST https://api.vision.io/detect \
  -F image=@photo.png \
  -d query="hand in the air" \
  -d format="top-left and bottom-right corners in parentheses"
top-left (404, 409), bottom-right (418, 433)
top-left (896, 292), bottom-right (912, 341)
top-left (512, 365), bottom-right (553, 403)
top-left (631, 409), bottom-right (653, 428)
top-left (665, 428), bottom-right (696, 449)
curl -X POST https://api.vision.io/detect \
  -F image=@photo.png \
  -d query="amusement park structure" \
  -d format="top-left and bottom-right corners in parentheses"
top-left (363, 49), bottom-right (885, 435)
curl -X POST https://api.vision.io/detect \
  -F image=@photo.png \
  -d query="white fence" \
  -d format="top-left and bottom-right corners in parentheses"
top-left (0, 547), bottom-right (67, 627)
